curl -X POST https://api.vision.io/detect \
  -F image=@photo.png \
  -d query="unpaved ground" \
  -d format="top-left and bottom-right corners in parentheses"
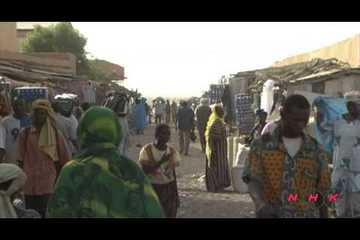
top-left (127, 123), bottom-right (255, 218)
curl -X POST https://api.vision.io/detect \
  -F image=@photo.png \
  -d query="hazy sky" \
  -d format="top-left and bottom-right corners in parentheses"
top-left (72, 22), bottom-right (360, 99)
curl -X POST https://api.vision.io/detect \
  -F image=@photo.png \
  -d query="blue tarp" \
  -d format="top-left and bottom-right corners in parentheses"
top-left (313, 96), bottom-right (347, 153)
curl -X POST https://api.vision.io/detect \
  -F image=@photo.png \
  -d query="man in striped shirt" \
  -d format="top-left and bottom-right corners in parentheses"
top-left (17, 99), bottom-right (70, 218)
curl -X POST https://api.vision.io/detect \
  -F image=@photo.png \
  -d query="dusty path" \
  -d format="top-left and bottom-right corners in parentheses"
top-left (127, 123), bottom-right (255, 218)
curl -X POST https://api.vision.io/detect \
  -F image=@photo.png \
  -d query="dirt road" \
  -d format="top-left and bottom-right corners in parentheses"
top-left (127, 123), bottom-right (255, 218)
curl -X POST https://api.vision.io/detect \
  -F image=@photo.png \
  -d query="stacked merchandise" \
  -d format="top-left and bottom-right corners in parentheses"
top-left (234, 93), bottom-right (255, 135)
top-left (12, 87), bottom-right (48, 112)
top-left (209, 84), bottom-right (224, 104)
top-left (13, 87), bottom-right (48, 101)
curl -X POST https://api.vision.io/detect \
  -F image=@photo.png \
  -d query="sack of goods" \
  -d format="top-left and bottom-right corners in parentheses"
top-left (231, 143), bottom-right (250, 193)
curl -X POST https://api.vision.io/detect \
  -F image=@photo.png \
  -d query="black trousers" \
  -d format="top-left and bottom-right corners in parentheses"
top-left (25, 194), bottom-right (51, 218)
top-left (152, 180), bottom-right (179, 218)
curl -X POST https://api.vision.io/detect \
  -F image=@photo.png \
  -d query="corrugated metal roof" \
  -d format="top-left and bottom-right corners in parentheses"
top-left (289, 69), bottom-right (343, 83)
top-left (244, 58), bottom-right (351, 92)
top-left (290, 68), bottom-right (360, 84)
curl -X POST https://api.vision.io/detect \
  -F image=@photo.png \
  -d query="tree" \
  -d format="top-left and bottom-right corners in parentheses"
top-left (21, 22), bottom-right (90, 76)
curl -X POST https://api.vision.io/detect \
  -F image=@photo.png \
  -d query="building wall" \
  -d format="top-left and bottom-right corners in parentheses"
top-left (324, 80), bottom-right (341, 96)
top-left (352, 75), bottom-right (360, 90)
top-left (341, 76), bottom-right (360, 93)
top-left (287, 83), bottom-right (312, 95)
top-left (0, 22), bottom-right (17, 52)
top-left (324, 76), bottom-right (360, 96)
top-left (289, 75), bottom-right (360, 97)
top-left (273, 34), bottom-right (360, 67)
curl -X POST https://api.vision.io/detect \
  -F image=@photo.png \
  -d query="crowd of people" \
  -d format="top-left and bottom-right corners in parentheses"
top-left (242, 92), bottom-right (360, 218)
top-left (167, 92), bottom-right (360, 218)
top-left (1, 87), bottom-right (360, 219)
top-left (0, 90), bottom-right (194, 218)
top-left (0, 90), bottom-right (170, 218)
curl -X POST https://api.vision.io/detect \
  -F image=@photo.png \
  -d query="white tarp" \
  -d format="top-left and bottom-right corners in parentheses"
top-left (260, 79), bottom-right (276, 114)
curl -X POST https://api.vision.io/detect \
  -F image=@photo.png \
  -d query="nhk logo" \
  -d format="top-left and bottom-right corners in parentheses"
top-left (287, 192), bottom-right (338, 207)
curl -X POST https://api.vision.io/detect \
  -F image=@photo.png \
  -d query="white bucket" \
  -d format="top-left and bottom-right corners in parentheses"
top-left (234, 144), bottom-right (250, 167)
top-left (232, 144), bottom-right (250, 193)
top-left (231, 166), bottom-right (248, 193)
top-left (233, 137), bottom-right (243, 167)
top-left (227, 137), bottom-right (234, 169)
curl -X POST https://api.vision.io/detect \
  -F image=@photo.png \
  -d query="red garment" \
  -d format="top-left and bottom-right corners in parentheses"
top-left (18, 127), bottom-right (70, 195)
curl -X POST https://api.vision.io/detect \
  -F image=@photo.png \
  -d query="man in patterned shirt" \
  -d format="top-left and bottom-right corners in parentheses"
top-left (242, 94), bottom-right (331, 218)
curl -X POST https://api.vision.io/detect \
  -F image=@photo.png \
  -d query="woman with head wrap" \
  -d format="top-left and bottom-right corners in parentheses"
top-left (0, 163), bottom-right (26, 218)
top-left (204, 104), bottom-right (231, 192)
top-left (17, 99), bottom-right (71, 218)
top-left (47, 107), bottom-right (164, 218)
top-left (332, 91), bottom-right (360, 217)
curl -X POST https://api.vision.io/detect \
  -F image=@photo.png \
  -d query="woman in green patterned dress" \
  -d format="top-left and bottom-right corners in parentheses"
top-left (46, 106), bottom-right (164, 218)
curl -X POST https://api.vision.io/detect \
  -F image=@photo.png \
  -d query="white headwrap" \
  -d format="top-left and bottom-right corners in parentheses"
top-left (0, 164), bottom-right (27, 218)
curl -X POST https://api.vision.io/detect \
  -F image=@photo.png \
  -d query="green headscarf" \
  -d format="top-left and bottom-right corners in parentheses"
top-left (47, 107), bottom-right (164, 218)
top-left (76, 106), bottom-right (122, 155)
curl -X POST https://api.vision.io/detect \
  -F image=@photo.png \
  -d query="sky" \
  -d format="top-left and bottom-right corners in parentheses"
top-left (72, 22), bottom-right (360, 99)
